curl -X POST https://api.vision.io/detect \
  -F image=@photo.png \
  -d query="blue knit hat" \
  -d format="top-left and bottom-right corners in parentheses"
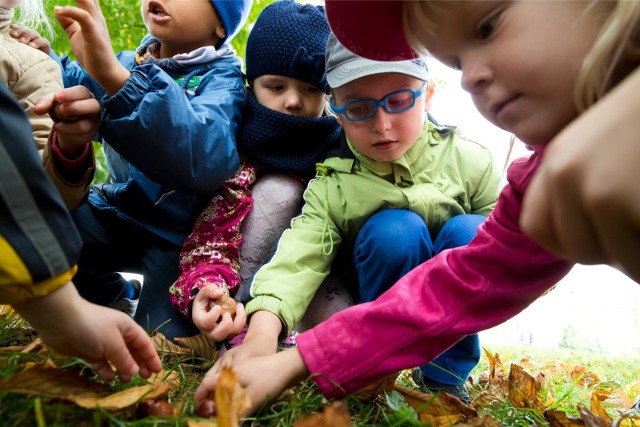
top-left (210, 0), bottom-right (253, 45)
top-left (245, 0), bottom-right (330, 93)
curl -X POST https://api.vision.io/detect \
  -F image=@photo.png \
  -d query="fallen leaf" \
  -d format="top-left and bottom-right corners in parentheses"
top-left (546, 409), bottom-right (586, 426)
top-left (354, 372), bottom-right (400, 401)
top-left (73, 384), bottom-right (170, 410)
top-left (394, 384), bottom-right (476, 426)
top-left (455, 414), bottom-right (502, 426)
top-left (591, 392), bottom-right (614, 422)
top-left (174, 333), bottom-right (217, 361)
top-left (293, 400), bottom-right (352, 427)
top-left (508, 363), bottom-right (543, 410)
top-left (571, 366), bottom-right (601, 388)
top-left (215, 366), bottom-right (251, 427)
top-left (21, 338), bottom-right (47, 355)
top-left (147, 369), bottom-right (181, 391)
top-left (188, 420), bottom-right (219, 427)
top-left (577, 404), bottom-right (611, 427)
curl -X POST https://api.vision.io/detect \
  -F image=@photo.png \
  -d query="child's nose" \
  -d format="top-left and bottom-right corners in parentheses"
top-left (284, 92), bottom-right (302, 110)
top-left (371, 106), bottom-right (391, 133)
top-left (460, 58), bottom-right (493, 94)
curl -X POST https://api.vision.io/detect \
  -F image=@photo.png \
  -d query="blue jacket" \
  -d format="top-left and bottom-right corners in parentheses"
top-left (58, 49), bottom-right (245, 245)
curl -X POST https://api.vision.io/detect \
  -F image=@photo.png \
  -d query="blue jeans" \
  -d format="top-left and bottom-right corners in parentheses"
top-left (353, 209), bottom-right (485, 386)
top-left (71, 203), bottom-right (199, 339)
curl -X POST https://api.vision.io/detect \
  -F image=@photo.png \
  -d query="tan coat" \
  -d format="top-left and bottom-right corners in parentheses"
top-left (0, 7), bottom-right (63, 151)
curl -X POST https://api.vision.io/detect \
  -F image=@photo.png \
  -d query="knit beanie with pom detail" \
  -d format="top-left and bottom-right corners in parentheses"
top-left (245, 0), bottom-right (330, 93)
top-left (210, 0), bottom-right (253, 46)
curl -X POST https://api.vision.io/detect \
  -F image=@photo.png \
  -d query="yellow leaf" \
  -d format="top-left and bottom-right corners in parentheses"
top-left (73, 383), bottom-right (170, 410)
top-left (215, 366), bottom-right (251, 427)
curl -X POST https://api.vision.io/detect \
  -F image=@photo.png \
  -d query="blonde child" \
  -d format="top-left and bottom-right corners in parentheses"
top-left (193, 0), bottom-right (640, 415)
top-left (0, 0), bottom-right (62, 149)
top-left (198, 29), bottom-right (502, 407)
top-left (169, 0), bottom-right (341, 344)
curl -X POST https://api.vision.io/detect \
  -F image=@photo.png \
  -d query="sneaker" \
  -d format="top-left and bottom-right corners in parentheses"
top-left (278, 330), bottom-right (298, 350)
top-left (110, 279), bottom-right (142, 317)
top-left (412, 369), bottom-right (471, 404)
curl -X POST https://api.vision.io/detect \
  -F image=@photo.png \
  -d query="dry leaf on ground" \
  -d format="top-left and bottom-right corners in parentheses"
top-left (508, 363), bottom-right (546, 411)
top-left (394, 384), bottom-right (476, 426)
top-left (293, 400), bottom-right (352, 427)
top-left (354, 372), bottom-right (400, 401)
top-left (215, 366), bottom-right (251, 427)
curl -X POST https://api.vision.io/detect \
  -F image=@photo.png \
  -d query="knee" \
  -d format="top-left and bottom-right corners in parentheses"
top-left (355, 210), bottom-right (429, 260)
top-left (436, 214), bottom-right (487, 250)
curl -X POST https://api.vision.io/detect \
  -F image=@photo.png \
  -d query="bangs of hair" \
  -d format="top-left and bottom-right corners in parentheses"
top-left (13, 0), bottom-right (52, 39)
top-left (402, 1), bottom-right (446, 58)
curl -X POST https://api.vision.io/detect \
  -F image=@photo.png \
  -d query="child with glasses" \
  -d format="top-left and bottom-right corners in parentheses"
top-left (201, 32), bottom-right (501, 404)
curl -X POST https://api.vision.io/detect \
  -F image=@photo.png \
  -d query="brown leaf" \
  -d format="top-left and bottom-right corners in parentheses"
top-left (173, 333), bottom-right (217, 361)
top-left (72, 384), bottom-right (170, 410)
top-left (455, 414), bottom-right (502, 426)
top-left (571, 366), bottom-right (601, 388)
top-left (590, 392), bottom-right (613, 423)
top-left (21, 338), bottom-right (48, 355)
top-left (0, 362), bottom-right (169, 411)
top-left (545, 409), bottom-right (586, 426)
top-left (293, 400), bottom-right (352, 427)
top-left (393, 384), bottom-right (477, 426)
top-left (215, 366), bottom-right (251, 427)
top-left (577, 404), bottom-right (611, 427)
top-left (0, 363), bottom-right (110, 398)
top-left (508, 363), bottom-right (543, 410)
top-left (354, 372), bottom-right (400, 401)
top-left (147, 369), bottom-right (181, 391)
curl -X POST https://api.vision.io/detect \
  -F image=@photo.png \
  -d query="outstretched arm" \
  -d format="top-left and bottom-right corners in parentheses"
top-left (521, 67), bottom-right (640, 283)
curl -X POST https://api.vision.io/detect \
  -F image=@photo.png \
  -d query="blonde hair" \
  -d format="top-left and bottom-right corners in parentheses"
top-left (13, 0), bottom-right (52, 39)
top-left (402, 0), bottom-right (640, 113)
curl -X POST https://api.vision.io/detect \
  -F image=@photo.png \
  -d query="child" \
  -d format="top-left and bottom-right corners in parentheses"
top-left (200, 31), bottom-right (501, 404)
top-left (0, 0), bottom-right (62, 149)
top-left (0, 80), bottom-right (161, 383)
top-left (47, 0), bottom-right (252, 339)
top-left (194, 0), bottom-right (640, 415)
top-left (169, 0), bottom-right (341, 343)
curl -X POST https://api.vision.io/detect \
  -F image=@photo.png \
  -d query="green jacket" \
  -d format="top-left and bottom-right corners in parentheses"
top-left (245, 120), bottom-right (500, 335)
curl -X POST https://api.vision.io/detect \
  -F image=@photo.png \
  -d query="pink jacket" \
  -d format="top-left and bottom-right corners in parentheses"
top-left (296, 146), bottom-right (574, 398)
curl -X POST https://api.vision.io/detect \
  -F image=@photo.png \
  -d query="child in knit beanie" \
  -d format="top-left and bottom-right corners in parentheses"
top-left (170, 0), bottom-right (346, 345)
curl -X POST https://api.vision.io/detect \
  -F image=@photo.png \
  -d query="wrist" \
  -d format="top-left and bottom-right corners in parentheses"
top-left (14, 282), bottom-right (82, 332)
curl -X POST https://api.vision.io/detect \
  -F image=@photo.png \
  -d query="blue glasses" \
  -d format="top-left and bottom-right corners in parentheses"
top-left (329, 82), bottom-right (427, 122)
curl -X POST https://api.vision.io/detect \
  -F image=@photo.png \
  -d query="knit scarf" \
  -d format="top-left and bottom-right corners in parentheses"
top-left (237, 93), bottom-right (342, 180)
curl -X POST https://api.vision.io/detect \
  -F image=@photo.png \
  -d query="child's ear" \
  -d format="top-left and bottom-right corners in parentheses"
top-left (424, 80), bottom-right (436, 113)
top-left (215, 25), bottom-right (226, 40)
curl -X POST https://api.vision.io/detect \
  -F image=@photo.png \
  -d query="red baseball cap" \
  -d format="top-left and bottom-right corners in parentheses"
top-left (324, 0), bottom-right (418, 61)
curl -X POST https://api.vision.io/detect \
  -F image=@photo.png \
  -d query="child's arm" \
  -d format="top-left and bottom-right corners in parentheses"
top-left (521, 66), bottom-right (640, 283)
top-left (194, 347), bottom-right (309, 416)
top-left (14, 282), bottom-right (162, 382)
top-left (34, 86), bottom-right (98, 210)
top-left (53, 1), bottom-right (130, 95)
top-left (170, 164), bottom-right (256, 339)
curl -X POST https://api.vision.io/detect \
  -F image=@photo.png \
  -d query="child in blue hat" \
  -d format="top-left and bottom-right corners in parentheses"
top-left (42, 0), bottom-right (252, 339)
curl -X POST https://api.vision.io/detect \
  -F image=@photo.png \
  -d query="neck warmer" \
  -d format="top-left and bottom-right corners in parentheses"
top-left (238, 93), bottom-right (342, 180)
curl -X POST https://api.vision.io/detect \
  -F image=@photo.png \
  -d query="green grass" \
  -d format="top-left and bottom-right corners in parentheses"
top-left (1, 311), bottom-right (639, 426)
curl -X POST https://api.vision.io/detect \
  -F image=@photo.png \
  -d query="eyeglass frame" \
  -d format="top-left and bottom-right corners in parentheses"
top-left (329, 82), bottom-right (427, 122)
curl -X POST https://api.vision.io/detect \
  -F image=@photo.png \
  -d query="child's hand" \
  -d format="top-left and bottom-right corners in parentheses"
top-left (53, 1), bottom-right (130, 95)
top-left (194, 349), bottom-right (309, 417)
top-left (192, 284), bottom-right (247, 341)
top-left (34, 86), bottom-right (100, 157)
top-left (9, 24), bottom-right (51, 55)
top-left (15, 282), bottom-right (162, 382)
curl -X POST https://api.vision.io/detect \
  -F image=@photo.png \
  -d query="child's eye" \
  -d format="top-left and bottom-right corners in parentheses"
top-left (306, 86), bottom-right (321, 94)
top-left (478, 14), bottom-right (499, 40)
top-left (268, 85), bottom-right (284, 92)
